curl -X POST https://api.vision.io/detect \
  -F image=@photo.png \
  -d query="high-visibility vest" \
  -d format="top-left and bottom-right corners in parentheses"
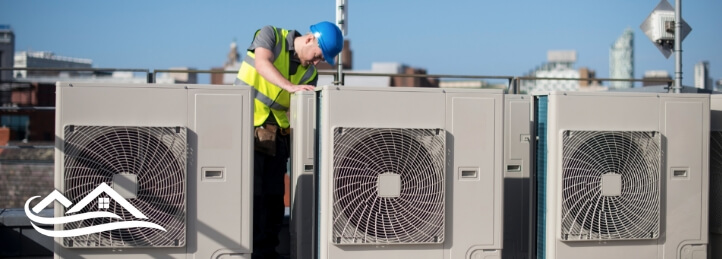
top-left (237, 27), bottom-right (317, 128)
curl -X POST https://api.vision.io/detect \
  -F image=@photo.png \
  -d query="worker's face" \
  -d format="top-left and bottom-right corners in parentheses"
top-left (300, 37), bottom-right (324, 67)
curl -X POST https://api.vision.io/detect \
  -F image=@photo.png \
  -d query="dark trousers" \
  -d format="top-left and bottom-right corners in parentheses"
top-left (253, 133), bottom-right (289, 259)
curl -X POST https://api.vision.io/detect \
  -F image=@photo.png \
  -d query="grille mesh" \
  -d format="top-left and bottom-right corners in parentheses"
top-left (332, 127), bottom-right (445, 244)
top-left (561, 131), bottom-right (661, 240)
top-left (62, 126), bottom-right (187, 247)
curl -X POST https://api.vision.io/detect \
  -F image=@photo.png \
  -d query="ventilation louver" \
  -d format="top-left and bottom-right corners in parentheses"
top-left (711, 131), bottom-right (722, 234)
top-left (332, 128), bottom-right (445, 244)
top-left (561, 131), bottom-right (661, 240)
top-left (62, 126), bottom-right (187, 247)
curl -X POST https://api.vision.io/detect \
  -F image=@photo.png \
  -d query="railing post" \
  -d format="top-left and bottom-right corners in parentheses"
top-left (508, 78), bottom-right (518, 94)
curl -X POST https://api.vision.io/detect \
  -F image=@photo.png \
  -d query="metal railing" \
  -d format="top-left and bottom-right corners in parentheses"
top-left (149, 68), bottom-right (674, 94)
top-left (0, 66), bottom-right (681, 151)
top-left (2, 67), bottom-right (676, 92)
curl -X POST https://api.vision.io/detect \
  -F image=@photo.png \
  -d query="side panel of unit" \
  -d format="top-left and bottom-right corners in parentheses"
top-left (290, 91), bottom-right (316, 259)
top-left (444, 91), bottom-right (503, 259)
top-left (186, 86), bottom-right (253, 258)
top-left (502, 95), bottom-right (532, 259)
top-left (318, 87), bottom-right (445, 259)
top-left (54, 82), bottom-right (188, 259)
top-left (710, 95), bottom-right (722, 259)
top-left (658, 95), bottom-right (708, 259)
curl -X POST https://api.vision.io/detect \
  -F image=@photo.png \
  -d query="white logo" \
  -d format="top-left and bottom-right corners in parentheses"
top-left (24, 183), bottom-right (166, 237)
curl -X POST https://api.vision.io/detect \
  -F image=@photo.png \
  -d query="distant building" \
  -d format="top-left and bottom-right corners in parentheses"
top-left (694, 61), bottom-right (712, 91)
top-left (317, 62), bottom-right (438, 87)
top-left (0, 25), bottom-right (14, 83)
top-left (160, 67), bottom-right (197, 84)
top-left (579, 67), bottom-right (601, 87)
top-left (642, 70), bottom-right (672, 87)
top-left (440, 80), bottom-right (496, 89)
top-left (391, 65), bottom-right (438, 87)
top-left (522, 50), bottom-right (581, 92)
top-left (220, 40), bottom-right (241, 85)
top-left (14, 51), bottom-right (92, 79)
top-left (609, 28), bottom-right (634, 89)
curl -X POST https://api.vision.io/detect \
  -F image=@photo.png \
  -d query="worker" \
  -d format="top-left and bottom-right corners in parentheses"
top-left (234, 21), bottom-right (343, 259)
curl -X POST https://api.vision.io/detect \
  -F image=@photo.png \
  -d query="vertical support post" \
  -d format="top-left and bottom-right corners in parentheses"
top-left (673, 0), bottom-right (682, 93)
top-left (336, 52), bottom-right (343, 86)
top-left (509, 78), bottom-right (517, 94)
top-left (335, 0), bottom-right (347, 86)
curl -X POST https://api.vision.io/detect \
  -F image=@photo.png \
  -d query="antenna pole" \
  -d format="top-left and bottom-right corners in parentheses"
top-left (673, 0), bottom-right (682, 93)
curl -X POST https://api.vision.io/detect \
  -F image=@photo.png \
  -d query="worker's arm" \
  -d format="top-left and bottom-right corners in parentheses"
top-left (254, 47), bottom-right (315, 93)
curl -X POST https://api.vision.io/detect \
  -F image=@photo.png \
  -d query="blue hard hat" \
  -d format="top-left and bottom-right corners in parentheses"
top-left (310, 21), bottom-right (343, 65)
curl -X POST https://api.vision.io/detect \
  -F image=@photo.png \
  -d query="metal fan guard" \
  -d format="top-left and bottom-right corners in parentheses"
top-left (332, 127), bottom-right (445, 244)
top-left (62, 126), bottom-right (187, 248)
top-left (560, 130), bottom-right (661, 241)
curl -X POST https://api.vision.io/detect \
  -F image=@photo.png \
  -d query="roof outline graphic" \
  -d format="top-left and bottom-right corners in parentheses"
top-left (32, 189), bottom-right (72, 213)
top-left (65, 182), bottom-right (147, 219)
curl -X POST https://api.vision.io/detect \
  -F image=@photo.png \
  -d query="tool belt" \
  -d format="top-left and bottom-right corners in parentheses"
top-left (254, 124), bottom-right (291, 156)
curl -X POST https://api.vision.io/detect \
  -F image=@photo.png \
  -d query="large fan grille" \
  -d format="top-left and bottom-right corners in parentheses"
top-left (561, 131), bottom-right (661, 240)
top-left (711, 131), bottom-right (722, 234)
top-left (332, 127), bottom-right (445, 244)
top-left (62, 126), bottom-right (187, 247)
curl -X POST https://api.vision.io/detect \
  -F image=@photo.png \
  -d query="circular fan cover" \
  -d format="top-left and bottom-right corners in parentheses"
top-left (332, 128), bottom-right (445, 244)
top-left (62, 126), bottom-right (186, 247)
top-left (561, 131), bottom-right (661, 240)
top-left (711, 131), bottom-right (722, 234)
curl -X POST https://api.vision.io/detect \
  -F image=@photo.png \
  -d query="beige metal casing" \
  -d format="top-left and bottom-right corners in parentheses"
top-left (317, 86), bottom-right (504, 259)
top-left (53, 82), bottom-right (253, 259)
top-left (290, 91), bottom-right (316, 259)
top-left (536, 91), bottom-right (709, 259)
top-left (503, 95), bottom-right (532, 259)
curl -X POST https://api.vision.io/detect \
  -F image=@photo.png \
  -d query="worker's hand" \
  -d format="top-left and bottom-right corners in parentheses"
top-left (286, 84), bottom-right (315, 93)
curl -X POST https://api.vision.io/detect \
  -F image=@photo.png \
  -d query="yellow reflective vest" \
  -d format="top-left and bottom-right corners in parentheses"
top-left (237, 27), bottom-right (317, 128)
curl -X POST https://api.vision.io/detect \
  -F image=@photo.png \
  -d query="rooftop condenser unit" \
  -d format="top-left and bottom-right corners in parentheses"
top-left (316, 86), bottom-right (504, 259)
top-left (52, 82), bottom-right (253, 259)
top-left (533, 91), bottom-right (709, 259)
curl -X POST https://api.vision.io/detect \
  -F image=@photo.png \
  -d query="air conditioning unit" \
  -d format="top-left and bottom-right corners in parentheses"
top-left (289, 90), bottom-right (316, 259)
top-left (710, 94), bottom-right (722, 259)
top-left (503, 94), bottom-right (533, 259)
top-left (53, 82), bottom-right (253, 258)
top-left (533, 91), bottom-right (709, 259)
top-left (316, 86), bottom-right (503, 259)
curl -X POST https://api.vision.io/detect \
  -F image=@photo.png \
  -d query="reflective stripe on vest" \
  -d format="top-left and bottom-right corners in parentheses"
top-left (236, 27), bottom-right (317, 128)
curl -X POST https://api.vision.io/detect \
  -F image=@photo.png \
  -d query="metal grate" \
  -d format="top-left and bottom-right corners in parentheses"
top-left (62, 126), bottom-right (187, 248)
top-left (332, 127), bottom-right (445, 244)
top-left (561, 131), bottom-right (661, 240)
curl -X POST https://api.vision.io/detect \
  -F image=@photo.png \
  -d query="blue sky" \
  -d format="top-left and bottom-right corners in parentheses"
top-left (1, 0), bottom-right (720, 86)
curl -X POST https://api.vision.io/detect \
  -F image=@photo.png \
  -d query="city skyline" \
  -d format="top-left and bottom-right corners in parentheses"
top-left (1, 0), bottom-right (720, 86)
